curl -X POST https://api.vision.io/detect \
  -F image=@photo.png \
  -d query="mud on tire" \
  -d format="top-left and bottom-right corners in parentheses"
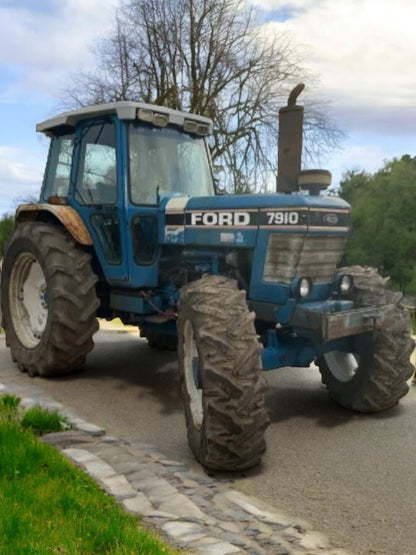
top-left (178, 275), bottom-right (269, 471)
top-left (318, 266), bottom-right (414, 412)
top-left (1, 222), bottom-right (99, 377)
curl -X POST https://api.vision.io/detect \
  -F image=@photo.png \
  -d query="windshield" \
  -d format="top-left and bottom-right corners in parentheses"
top-left (128, 124), bottom-right (214, 205)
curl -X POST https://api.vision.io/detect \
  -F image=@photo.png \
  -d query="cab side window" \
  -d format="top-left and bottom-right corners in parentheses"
top-left (75, 121), bottom-right (117, 205)
top-left (42, 134), bottom-right (73, 200)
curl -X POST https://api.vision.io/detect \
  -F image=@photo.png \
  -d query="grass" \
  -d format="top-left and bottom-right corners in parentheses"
top-left (0, 395), bottom-right (177, 554)
top-left (21, 405), bottom-right (68, 434)
top-left (0, 393), bottom-right (20, 418)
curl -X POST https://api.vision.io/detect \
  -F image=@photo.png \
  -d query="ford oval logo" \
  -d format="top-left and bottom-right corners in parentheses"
top-left (323, 213), bottom-right (339, 225)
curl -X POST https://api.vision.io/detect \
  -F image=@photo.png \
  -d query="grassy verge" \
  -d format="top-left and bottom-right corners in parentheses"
top-left (0, 395), bottom-right (177, 554)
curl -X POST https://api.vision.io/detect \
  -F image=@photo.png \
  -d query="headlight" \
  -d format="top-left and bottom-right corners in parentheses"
top-left (297, 277), bottom-right (312, 298)
top-left (335, 274), bottom-right (353, 295)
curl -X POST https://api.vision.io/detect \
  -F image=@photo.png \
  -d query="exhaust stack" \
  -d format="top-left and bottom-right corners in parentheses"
top-left (276, 84), bottom-right (332, 195)
top-left (276, 83), bottom-right (305, 193)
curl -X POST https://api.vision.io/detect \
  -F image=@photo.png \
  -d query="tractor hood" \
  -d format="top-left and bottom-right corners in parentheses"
top-left (163, 194), bottom-right (350, 247)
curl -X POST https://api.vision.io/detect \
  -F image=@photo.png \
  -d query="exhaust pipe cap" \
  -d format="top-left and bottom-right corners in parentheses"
top-left (298, 169), bottom-right (332, 195)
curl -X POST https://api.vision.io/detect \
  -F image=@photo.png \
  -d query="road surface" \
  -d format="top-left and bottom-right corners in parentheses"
top-left (1, 329), bottom-right (415, 554)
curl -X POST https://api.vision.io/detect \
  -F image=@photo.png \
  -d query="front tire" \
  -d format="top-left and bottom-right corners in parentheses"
top-left (318, 266), bottom-right (414, 412)
top-left (1, 222), bottom-right (99, 377)
top-left (178, 275), bottom-right (269, 471)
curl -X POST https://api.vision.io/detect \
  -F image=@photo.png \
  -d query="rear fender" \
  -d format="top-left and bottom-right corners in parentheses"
top-left (15, 204), bottom-right (93, 246)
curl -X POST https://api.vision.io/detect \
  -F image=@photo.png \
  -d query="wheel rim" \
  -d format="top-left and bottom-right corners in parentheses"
top-left (183, 319), bottom-right (203, 429)
top-left (324, 351), bottom-right (359, 383)
top-left (9, 253), bottom-right (48, 348)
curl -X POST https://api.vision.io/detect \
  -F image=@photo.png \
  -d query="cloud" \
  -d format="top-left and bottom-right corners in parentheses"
top-left (328, 142), bottom-right (388, 185)
top-left (325, 132), bottom-right (416, 191)
top-left (0, 147), bottom-right (38, 182)
top-left (0, 0), bottom-right (414, 204)
top-left (255, 0), bottom-right (416, 134)
top-left (0, 0), bottom-right (118, 100)
top-left (0, 145), bottom-right (46, 213)
top-left (254, 0), bottom-right (317, 12)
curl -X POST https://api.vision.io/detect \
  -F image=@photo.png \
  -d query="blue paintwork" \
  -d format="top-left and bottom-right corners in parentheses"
top-left (262, 330), bottom-right (317, 370)
top-left (183, 227), bottom-right (258, 248)
top-left (184, 193), bottom-right (349, 210)
top-left (68, 116), bottom-right (131, 284)
top-left (66, 116), bottom-right (162, 287)
top-left (39, 112), bottom-right (374, 373)
top-left (261, 298), bottom-right (358, 370)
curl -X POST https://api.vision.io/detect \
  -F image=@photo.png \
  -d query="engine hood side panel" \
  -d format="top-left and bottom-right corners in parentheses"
top-left (163, 195), bottom-right (350, 247)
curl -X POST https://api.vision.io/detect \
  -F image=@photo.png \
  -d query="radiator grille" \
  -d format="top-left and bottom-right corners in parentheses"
top-left (263, 234), bottom-right (347, 284)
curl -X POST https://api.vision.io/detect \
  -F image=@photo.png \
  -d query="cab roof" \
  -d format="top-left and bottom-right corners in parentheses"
top-left (36, 101), bottom-right (213, 136)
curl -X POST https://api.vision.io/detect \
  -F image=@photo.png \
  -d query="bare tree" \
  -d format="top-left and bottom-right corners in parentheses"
top-left (64, 0), bottom-right (343, 193)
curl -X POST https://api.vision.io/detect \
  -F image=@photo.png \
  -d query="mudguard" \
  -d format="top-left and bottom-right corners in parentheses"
top-left (15, 204), bottom-right (93, 246)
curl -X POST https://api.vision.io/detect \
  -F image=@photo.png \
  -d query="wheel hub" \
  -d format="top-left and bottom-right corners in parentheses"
top-left (10, 253), bottom-right (48, 348)
top-left (183, 319), bottom-right (203, 429)
top-left (324, 351), bottom-right (359, 383)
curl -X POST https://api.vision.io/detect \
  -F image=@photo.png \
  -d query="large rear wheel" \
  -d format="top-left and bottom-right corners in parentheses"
top-left (1, 222), bottom-right (99, 377)
top-left (318, 266), bottom-right (414, 412)
top-left (178, 275), bottom-right (269, 471)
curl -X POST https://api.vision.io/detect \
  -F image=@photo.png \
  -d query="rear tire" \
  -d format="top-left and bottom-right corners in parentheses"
top-left (178, 275), bottom-right (269, 471)
top-left (317, 266), bottom-right (414, 412)
top-left (1, 222), bottom-right (99, 377)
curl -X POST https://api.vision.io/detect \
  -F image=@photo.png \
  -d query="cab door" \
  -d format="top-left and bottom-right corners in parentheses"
top-left (70, 117), bottom-right (130, 284)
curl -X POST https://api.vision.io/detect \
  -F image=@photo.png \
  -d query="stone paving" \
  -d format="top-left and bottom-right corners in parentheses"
top-left (0, 377), bottom-right (351, 555)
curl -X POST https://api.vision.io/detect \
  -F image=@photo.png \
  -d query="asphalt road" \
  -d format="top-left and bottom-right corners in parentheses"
top-left (1, 329), bottom-right (416, 555)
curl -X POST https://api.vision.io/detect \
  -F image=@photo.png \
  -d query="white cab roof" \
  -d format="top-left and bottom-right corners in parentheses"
top-left (36, 101), bottom-right (213, 135)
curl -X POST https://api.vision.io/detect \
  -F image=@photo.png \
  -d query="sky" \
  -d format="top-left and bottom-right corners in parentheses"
top-left (0, 0), bottom-right (415, 214)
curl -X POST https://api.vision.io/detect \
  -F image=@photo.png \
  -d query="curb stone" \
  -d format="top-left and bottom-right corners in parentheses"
top-left (0, 378), bottom-right (352, 555)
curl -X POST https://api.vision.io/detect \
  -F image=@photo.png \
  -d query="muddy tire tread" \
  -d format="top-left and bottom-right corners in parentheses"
top-left (1, 222), bottom-right (99, 376)
top-left (318, 266), bottom-right (414, 412)
top-left (178, 275), bottom-right (269, 471)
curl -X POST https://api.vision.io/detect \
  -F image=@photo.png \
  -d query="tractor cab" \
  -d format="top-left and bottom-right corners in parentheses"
top-left (36, 102), bottom-right (214, 286)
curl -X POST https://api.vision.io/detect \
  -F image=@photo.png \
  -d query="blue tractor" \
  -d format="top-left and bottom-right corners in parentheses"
top-left (1, 86), bottom-right (413, 471)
